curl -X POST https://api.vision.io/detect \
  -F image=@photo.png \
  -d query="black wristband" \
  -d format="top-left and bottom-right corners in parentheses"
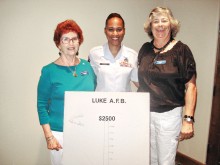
top-left (183, 115), bottom-right (195, 123)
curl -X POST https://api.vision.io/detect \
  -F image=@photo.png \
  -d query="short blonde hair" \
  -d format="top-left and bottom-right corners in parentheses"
top-left (144, 7), bottom-right (180, 39)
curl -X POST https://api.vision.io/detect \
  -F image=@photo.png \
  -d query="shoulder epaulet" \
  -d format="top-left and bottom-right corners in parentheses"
top-left (90, 46), bottom-right (103, 53)
top-left (124, 46), bottom-right (138, 55)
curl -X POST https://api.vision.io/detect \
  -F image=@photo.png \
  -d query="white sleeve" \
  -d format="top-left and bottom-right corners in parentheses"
top-left (88, 50), bottom-right (98, 75)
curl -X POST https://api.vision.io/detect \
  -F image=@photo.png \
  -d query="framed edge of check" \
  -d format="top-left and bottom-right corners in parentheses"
top-left (63, 92), bottom-right (150, 165)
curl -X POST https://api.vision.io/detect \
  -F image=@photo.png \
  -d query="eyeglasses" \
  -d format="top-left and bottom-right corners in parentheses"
top-left (106, 27), bottom-right (124, 33)
top-left (61, 37), bottom-right (79, 44)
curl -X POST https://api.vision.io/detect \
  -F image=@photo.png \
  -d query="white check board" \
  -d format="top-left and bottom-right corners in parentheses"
top-left (63, 92), bottom-right (149, 165)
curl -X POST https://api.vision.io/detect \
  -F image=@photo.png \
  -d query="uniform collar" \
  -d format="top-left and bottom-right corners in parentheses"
top-left (103, 43), bottom-right (127, 60)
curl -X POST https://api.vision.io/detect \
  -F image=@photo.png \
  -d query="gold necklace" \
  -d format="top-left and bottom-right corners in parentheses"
top-left (61, 56), bottom-right (78, 77)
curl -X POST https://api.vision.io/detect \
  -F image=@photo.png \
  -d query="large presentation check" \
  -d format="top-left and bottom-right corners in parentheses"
top-left (63, 92), bottom-right (150, 165)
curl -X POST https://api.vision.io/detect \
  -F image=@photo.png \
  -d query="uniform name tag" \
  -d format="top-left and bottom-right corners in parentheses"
top-left (100, 63), bottom-right (110, 65)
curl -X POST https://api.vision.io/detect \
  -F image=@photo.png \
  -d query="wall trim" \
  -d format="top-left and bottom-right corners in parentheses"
top-left (176, 152), bottom-right (206, 165)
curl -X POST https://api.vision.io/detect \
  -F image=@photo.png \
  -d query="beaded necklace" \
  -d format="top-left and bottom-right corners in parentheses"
top-left (152, 37), bottom-right (174, 53)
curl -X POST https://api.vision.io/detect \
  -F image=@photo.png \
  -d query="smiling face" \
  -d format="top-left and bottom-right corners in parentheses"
top-left (58, 31), bottom-right (79, 56)
top-left (151, 13), bottom-right (171, 41)
top-left (105, 17), bottom-right (125, 47)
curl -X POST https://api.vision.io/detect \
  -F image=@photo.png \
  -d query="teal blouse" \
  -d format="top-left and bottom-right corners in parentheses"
top-left (37, 59), bottom-right (96, 132)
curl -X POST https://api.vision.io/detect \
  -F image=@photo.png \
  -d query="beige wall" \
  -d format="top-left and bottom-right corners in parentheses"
top-left (0, 0), bottom-right (219, 164)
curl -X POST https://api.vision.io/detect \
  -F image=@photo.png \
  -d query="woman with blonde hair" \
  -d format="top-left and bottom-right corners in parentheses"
top-left (138, 7), bottom-right (197, 165)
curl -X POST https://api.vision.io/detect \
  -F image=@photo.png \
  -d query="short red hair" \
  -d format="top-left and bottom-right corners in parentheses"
top-left (53, 20), bottom-right (84, 47)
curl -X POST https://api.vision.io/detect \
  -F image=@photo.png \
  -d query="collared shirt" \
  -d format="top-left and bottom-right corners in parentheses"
top-left (89, 43), bottom-right (138, 92)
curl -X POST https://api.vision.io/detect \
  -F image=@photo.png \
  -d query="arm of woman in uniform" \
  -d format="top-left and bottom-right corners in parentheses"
top-left (132, 81), bottom-right (139, 88)
top-left (180, 74), bottom-right (197, 140)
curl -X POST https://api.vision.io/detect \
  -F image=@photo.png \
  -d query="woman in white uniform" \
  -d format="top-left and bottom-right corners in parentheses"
top-left (89, 13), bottom-right (139, 92)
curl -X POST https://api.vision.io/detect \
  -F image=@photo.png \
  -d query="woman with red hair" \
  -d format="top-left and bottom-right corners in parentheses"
top-left (37, 20), bottom-right (96, 165)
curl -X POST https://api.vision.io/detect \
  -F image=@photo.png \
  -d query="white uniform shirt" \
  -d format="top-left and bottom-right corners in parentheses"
top-left (89, 43), bottom-right (138, 92)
